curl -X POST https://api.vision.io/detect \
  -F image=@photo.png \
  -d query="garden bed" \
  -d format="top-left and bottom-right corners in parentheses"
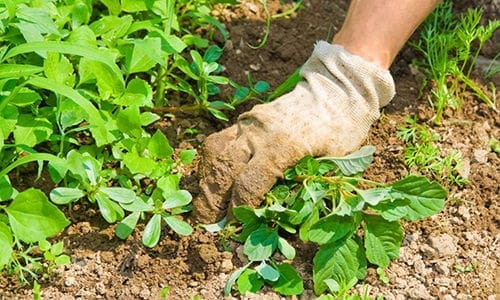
top-left (1, 0), bottom-right (498, 299)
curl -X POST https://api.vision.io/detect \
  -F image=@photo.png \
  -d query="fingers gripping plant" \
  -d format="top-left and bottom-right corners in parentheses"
top-left (224, 146), bottom-right (447, 297)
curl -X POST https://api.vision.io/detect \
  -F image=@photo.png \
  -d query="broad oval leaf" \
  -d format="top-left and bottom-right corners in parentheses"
top-left (224, 263), bottom-right (251, 296)
top-left (312, 237), bottom-right (366, 295)
top-left (244, 226), bottom-right (279, 261)
top-left (270, 263), bottom-right (304, 295)
top-left (50, 187), bottom-right (85, 204)
top-left (115, 211), bottom-right (141, 240)
top-left (277, 237), bottom-right (296, 260)
top-left (319, 145), bottom-right (375, 175)
top-left (0, 221), bottom-right (13, 267)
top-left (363, 214), bottom-right (403, 267)
top-left (99, 187), bottom-right (136, 204)
top-left (95, 192), bottom-right (124, 223)
top-left (162, 190), bottom-right (192, 210)
top-left (5, 188), bottom-right (70, 243)
top-left (255, 262), bottom-right (280, 282)
top-left (142, 214), bottom-right (162, 248)
top-left (163, 215), bottom-right (193, 236)
top-left (308, 214), bottom-right (358, 245)
top-left (236, 269), bottom-right (264, 295)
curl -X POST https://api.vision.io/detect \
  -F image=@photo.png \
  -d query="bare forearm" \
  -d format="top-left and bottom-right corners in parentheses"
top-left (333, 0), bottom-right (441, 69)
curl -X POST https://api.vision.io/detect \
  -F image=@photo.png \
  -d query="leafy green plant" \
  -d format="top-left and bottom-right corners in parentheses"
top-left (411, 0), bottom-right (499, 123)
top-left (223, 146), bottom-right (447, 297)
top-left (396, 116), bottom-right (468, 186)
top-left (0, 0), bottom-right (240, 282)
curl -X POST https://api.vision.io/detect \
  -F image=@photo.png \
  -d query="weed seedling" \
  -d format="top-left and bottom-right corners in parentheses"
top-left (223, 146), bottom-right (447, 297)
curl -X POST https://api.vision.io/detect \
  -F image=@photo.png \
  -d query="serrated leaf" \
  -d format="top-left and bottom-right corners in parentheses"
top-left (5, 189), bottom-right (70, 243)
top-left (142, 214), bottom-right (162, 247)
top-left (244, 227), bottom-right (279, 261)
top-left (50, 187), bottom-right (85, 204)
top-left (0, 221), bottom-right (13, 266)
top-left (270, 263), bottom-right (304, 295)
top-left (163, 215), bottom-right (193, 236)
top-left (255, 262), bottom-right (280, 281)
top-left (363, 214), bottom-right (403, 267)
top-left (115, 211), bottom-right (141, 239)
top-left (313, 238), bottom-right (366, 295)
top-left (308, 214), bottom-right (359, 245)
top-left (236, 269), bottom-right (264, 294)
top-left (320, 145), bottom-right (375, 175)
top-left (277, 237), bottom-right (296, 259)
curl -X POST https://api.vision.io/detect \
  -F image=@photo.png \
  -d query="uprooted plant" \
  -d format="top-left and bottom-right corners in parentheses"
top-left (221, 146), bottom-right (447, 297)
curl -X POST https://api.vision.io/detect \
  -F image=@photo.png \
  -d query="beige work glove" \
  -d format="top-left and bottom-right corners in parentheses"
top-left (192, 41), bottom-right (395, 224)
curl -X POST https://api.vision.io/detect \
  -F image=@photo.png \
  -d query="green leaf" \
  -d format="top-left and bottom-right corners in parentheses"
top-left (0, 221), bottom-right (13, 267)
top-left (6, 41), bottom-right (117, 69)
top-left (0, 175), bottom-right (14, 201)
top-left (308, 214), bottom-right (359, 245)
top-left (203, 45), bottom-right (223, 63)
top-left (79, 58), bottom-right (125, 99)
top-left (13, 114), bottom-right (53, 147)
top-left (140, 111), bottom-right (160, 126)
top-left (99, 187), bottom-right (136, 204)
top-left (357, 188), bottom-right (391, 206)
top-left (5, 188), bottom-right (70, 243)
top-left (0, 64), bottom-right (43, 79)
top-left (180, 149), bottom-right (196, 164)
top-left (244, 226), bottom-right (279, 261)
top-left (50, 187), bottom-right (85, 204)
top-left (43, 52), bottom-right (75, 86)
top-left (115, 78), bottom-right (153, 107)
top-left (224, 263), bottom-right (251, 296)
top-left (380, 175), bottom-right (447, 221)
top-left (277, 237), bottom-right (296, 259)
top-left (253, 81), bottom-right (270, 93)
top-left (363, 214), bottom-right (403, 267)
top-left (115, 211), bottom-right (141, 239)
top-left (116, 105), bottom-right (142, 138)
top-left (120, 197), bottom-right (154, 212)
top-left (162, 190), bottom-right (192, 209)
top-left (59, 98), bottom-right (87, 129)
top-left (236, 269), bottom-right (264, 294)
top-left (271, 263), bottom-right (304, 295)
top-left (148, 130), bottom-right (173, 159)
top-left (121, 0), bottom-right (148, 12)
top-left (123, 149), bottom-right (156, 176)
top-left (142, 214), bottom-right (162, 247)
top-left (164, 35), bottom-right (187, 54)
top-left (255, 262), bottom-right (280, 281)
top-left (123, 38), bottom-right (163, 74)
top-left (163, 215), bottom-right (193, 236)
top-left (95, 192), bottom-right (124, 223)
top-left (313, 238), bottom-right (366, 295)
top-left (320, 145), bottom-right (375, 175)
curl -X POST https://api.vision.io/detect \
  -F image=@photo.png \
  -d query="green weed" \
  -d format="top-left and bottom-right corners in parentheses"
top-left (396, 116), bottom-right (468, 186)
top-left (222, 146), bottom-right (447, 297)
top-left (411, 0), bottom-right (499, 123)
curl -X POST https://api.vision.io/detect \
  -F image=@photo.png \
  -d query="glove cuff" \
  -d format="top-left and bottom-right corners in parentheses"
top-left (301, 40), bottom-right (395, 109)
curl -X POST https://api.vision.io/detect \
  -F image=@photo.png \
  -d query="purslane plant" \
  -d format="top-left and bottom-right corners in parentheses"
top-left (223, 146), bottom-right (447, 297)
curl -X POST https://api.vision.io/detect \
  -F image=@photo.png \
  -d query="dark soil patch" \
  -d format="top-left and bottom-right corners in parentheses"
top-left (1, 0), bottom-right (498, 299)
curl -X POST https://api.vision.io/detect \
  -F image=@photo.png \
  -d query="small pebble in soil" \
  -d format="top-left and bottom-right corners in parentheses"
top-left (429, 234), bottom-right (457, 257)
top-left (64, 276), bottom-right (76, 287)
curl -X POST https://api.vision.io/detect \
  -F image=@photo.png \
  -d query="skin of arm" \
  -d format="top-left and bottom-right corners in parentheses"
top-left (333, 0), bottom-right (441, 69)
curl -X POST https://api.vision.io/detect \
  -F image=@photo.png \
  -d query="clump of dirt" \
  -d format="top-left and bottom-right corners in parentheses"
top-left (1, 0), bottom-right (498, 299)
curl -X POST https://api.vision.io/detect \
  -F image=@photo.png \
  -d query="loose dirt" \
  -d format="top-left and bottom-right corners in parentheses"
top-left (1, 0), bottom-right (498, 299)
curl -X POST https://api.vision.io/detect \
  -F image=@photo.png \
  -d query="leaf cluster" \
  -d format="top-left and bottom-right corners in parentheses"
top-left (411, 0), bottom-right (499, 123)
top-left (396, 116), bottom-right (468, 186)
top-left (224, 146), bottom-right (447, 297)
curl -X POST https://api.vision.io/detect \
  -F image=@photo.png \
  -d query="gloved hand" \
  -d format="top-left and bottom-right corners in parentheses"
top-left (192, 41), bottom-right (395, 224)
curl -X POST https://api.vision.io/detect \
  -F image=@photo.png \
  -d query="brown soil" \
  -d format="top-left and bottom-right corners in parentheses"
top-left (1, 0), bottom-right (499, 299)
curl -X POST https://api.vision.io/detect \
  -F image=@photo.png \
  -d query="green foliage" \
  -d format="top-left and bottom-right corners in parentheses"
top-left (411, 0), bottom-right (499, 123)
top-left (0, 0), bottom-right (258, 282)
top-left (223, 146), bottom-right (447, 297)
top-left (396, 116), bottom-right (468, 186)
